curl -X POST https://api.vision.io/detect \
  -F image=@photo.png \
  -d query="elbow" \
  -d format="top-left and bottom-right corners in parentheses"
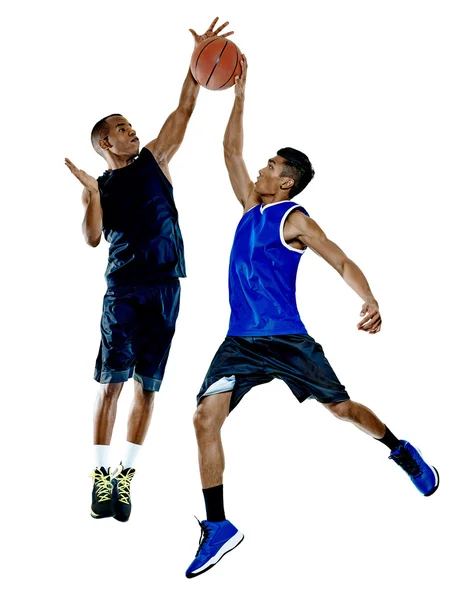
top-left (338, 257), bottom-right (351, 277)
top-left (84, 231), bottom-right (101, 247)
top-left (86, 237), bottom-right (100, 248)
top-left (223, 145), bottom-right (239, 162)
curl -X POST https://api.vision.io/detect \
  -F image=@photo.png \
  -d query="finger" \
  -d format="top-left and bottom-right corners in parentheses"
top-left (220, 31), bottom-right (234, 38)
top-left (360, 317), bottom-right (380, 331)
top-left (214, 21), bottom-right (229, 35)
top-left (357, 314), bottom-right (374, 328)
top-left (359, 312), bottom-right (381, 328)
top-left (189, 28), bottom-right (198, 38)
top-left (207, 17), bottom-right (219, 31)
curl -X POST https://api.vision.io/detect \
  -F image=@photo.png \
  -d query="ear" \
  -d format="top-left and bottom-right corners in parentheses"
top-left (99, 138), bottom-right (112, 151)
top-left (280, 178), bottom-right (294, 190)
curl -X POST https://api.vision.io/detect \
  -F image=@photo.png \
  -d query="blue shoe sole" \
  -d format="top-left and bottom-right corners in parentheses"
top-left (424, 467), bottom-right (439, 497)
top-left (186, 534), bottom-right (245, 579)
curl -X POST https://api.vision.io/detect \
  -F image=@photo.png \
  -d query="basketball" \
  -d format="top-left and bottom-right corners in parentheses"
top-left (190, 37), bottom-right (243, 91)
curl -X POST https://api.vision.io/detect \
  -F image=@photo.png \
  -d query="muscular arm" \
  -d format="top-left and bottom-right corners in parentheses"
top-left (223, 55), bottom-right (261, 211)
top-left (285, 210), bottom-right (382, 333)
top-left (81, 187), bottom-right (102, 247)
top-left (145, 68), bottom-right (200, 181)
top-left (145, 18), bottom-right (234, 183)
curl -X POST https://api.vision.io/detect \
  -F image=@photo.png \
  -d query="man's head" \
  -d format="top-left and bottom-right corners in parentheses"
top-left (91, 114), bottom-right (140, 159)
top-left (255, 147), bottom-right (314, 199)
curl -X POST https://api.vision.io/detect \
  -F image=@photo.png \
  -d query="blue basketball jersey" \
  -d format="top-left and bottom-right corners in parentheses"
top-left (227, 201), bottom-right (309, 336)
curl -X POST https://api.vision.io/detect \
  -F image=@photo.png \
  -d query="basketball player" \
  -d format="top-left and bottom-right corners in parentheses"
top-left (65, 18), bottom-right (234, 523)
top-left (185, 56), bottom-right (439, 578)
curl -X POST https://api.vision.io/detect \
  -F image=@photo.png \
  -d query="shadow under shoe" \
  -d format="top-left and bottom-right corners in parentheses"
top-left (90, 467), bottom-right (114, 519)
top-left (111, 464), bottom-right (136, 522)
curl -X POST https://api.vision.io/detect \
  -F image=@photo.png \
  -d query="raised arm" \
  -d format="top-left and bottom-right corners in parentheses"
top-left (285, 210), bottom-right (382, 334)
top-left (65, 158), bottom-right (102, 247)
top-left (223, 55), bottom-right (261, 211)
top-left (146, 17), bottom-right (234, 182)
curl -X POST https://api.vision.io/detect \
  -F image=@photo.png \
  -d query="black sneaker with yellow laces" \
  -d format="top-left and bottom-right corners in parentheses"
top-left (90, 467), bottom-right (114, 519)
top-left (111, 463), bottom-right (136, 522)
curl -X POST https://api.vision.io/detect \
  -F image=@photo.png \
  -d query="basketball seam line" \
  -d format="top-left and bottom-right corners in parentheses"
top-left (194, 38), bottom-right (224, 80)
top-left (219, 49), bottom-right (240, 90)
top-left (206, 40), bottom-right (229, 88)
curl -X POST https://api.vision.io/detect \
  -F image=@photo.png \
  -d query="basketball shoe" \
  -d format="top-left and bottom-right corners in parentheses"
top-left (89, 467), bottom-right (114, 519)
top-left (389, 440), bottom-right (439, 496)
top-left (111, 463), bottom-right (136, 522)
top-left (186, 518), bottom-right (244, 578)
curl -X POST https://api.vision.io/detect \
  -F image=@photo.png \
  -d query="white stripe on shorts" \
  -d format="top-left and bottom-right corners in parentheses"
top-left (202, 375), bottom-right (236, 397)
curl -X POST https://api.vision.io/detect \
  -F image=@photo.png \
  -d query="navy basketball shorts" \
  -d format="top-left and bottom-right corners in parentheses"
top-left (197, 334), bottom-right (350, 412)
top-left (94, 280), bottom-right (180, 391)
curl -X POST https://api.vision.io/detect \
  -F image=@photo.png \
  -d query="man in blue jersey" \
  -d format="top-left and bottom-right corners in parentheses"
top-left (185, 56), bottom-right (439, 578)
top-left (65, 18), bottom-right (234, 523)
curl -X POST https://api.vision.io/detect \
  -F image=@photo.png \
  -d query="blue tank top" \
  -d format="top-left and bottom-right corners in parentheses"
top-left (97, 148), bottom-right (186, 287)
top-left (227, 201), bottom-right (309, 336)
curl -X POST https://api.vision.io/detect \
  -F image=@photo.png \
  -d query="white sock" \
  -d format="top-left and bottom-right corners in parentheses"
top-left (94, 445), bottom-right (110, 469)
top-left (121, 441), bottom-right (142, 469)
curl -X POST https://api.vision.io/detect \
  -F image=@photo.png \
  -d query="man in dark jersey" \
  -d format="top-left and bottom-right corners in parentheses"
top-left (185, 56), bottom-right (439, 578)
top-left (65, 18), bottom-right (234, 523)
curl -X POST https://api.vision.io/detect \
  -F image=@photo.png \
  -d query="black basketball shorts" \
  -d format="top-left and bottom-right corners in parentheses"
top-left (197, 334), bottom-right (350, 412)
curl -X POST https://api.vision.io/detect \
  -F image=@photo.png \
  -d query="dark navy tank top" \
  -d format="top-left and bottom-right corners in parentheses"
top-left (97, 148), bottom-right (186, 287)
top-left (227, 201), bottom-right (309, 336)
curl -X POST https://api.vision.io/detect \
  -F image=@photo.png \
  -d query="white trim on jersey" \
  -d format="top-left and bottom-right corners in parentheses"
top-left (279, 204), bottom-right (307, 254)
top-left (260, 199), bottom-right (294, 213)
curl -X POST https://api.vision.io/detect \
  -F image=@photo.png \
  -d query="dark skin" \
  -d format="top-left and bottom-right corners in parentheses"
top-left (196, 56), bottom-right (386, 489)
top-left (65, 18), bottom-right (234, 447)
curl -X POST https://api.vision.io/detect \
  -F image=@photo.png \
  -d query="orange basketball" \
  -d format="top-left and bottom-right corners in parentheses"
top-left (190, 37), bottom-right (243, 91)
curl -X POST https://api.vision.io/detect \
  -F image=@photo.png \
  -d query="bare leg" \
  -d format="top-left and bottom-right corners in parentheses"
top-left (323, 399), bottom-right (386, 438)
top-left (94, 382), bottom-right (123, 445)
top-left (193, 392), bottom-right (232, 488)
top-left (127, 380), bottom-right (155, 445)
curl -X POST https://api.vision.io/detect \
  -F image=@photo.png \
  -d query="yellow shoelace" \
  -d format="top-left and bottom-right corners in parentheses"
top-left (89, 470), bottom-right (112, 502)
top-left (116, 470), bottom-right (135, 504)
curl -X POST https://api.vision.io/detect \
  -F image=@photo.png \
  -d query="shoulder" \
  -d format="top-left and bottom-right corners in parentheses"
top-left (97, 170), bottom-right (112, 191)
top-left (284, 203), bottom-right (310, 221)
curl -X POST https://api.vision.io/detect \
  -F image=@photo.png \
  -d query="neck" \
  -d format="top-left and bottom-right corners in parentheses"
top-left (260, 191), bottom-right (290, 206)
top-left (105, 151), bottom-right (138, 171)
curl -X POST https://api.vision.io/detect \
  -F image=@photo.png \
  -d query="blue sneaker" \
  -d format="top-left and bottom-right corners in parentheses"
top-left (389, 440), bottom-right (439, 496)
top-left (186, 518), bottom-right (244, 578)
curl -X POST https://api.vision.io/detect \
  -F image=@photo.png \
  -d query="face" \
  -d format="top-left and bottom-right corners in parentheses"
top-left (101, 116), bottom-right (140, 157)
top-left (254, 155), bottom-right (291, 196)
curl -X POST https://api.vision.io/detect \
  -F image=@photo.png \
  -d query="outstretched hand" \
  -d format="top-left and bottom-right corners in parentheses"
top-left (357, 300), bottom-right (382, 334)
top-left (234, 54), bottom-right (247, 97)
top-left (65, 158), bottom-right (98, 193)
top-left (189, 17), bottom-right (234, 46)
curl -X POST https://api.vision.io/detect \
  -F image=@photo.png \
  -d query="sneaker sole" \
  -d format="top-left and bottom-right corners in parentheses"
top-left (90, 509), bottom-right (114, 519)
top-left (424, 467), bottom-right (439, 497)
top-left (415, 448), bottom-right (440, 497)
top-left (186, 531), bottom-right (245, 579)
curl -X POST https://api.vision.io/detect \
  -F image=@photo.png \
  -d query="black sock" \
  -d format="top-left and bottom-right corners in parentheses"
top-left (203, 485), bottom-right (226, 522)
top-left (376, 425), bottom-right (401, 451)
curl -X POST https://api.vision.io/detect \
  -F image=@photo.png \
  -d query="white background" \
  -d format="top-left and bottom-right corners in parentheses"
top-left (2, 0), bottom-right (448, 598)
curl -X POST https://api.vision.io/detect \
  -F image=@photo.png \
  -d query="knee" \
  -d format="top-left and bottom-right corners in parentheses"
top-left (193, 404), bottom-right (222, 437)
top-left (133, 381), bottom-right (155, 405)
top-left (327, 400), bottom-right (353, 421)
top-left (99, 382), bottom-right (122, 403)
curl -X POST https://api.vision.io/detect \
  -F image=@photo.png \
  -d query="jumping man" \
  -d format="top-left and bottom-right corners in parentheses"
top-left (185, 56), bottom-right (439, 578)
top-left (65, 18), bottom-right (234, 523)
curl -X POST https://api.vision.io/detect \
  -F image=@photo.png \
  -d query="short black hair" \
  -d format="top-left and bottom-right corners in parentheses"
top-left (91, 114), bottom-right (123, 155)
top-left (277, 147), bottom-right (315, 198)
